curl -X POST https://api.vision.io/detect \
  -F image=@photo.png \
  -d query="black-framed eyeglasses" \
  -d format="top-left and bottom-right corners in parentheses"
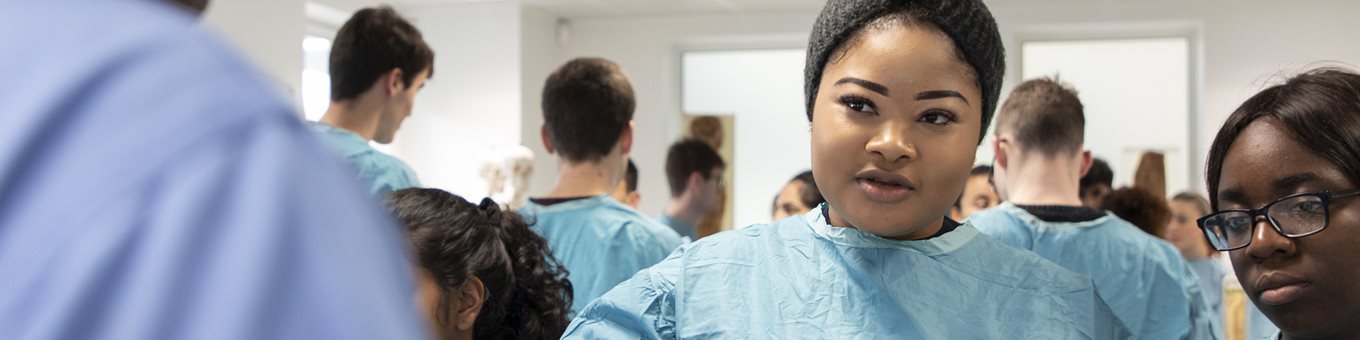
top-left (1197, 188), bottom-right (1360, 251)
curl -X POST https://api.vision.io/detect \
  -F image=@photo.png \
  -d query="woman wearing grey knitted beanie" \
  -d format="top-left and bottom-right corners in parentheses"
top-left (562, 0), bottom-right (1131, 338)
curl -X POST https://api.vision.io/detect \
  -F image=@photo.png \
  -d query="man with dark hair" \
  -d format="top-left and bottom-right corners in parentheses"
top-left (659, 139), bottom-right (726, 240)
top-left (519, 58), bottom-right (682, 315)
top-left (970, 78), bottom-right (1216, 339)
top-left (1080, 157), bottom-right (1114, 209)
top-left (949, 165), bottom-right (998, 221)
top-left (0, 1), bottom-right (425, 338)
top-left (312, 6), bottom-right (434, 196)
top-left (611, 158), bottom-right (641, 209)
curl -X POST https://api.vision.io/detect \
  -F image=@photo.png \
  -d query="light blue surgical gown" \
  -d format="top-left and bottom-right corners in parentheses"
top-left (970, 203), bottom-right (1218, 340)
top-left (563, 205), bottom-right (1130, 339)
top-left (656, 214), bottom-right (698, 241)
top-left (1189, 257), bottom-right (1230, 340)
top-left (308, 122), bottom-right (420, 197)
top-left (519, 195), bottom-right (684, 314)
top-left (1247, 297), bottom-right (1280, 340)
top-left (0, 1), bottom-right (426, 339)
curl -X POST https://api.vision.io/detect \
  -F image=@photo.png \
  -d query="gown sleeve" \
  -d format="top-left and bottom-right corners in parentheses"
top-left (562, 249), bottom-right (686, 340)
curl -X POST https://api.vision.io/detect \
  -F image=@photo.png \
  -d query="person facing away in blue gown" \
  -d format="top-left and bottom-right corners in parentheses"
top-left (310, 6), bottom-right (432, 197)
top-left (1199, 68), bottom-right (1360, 340)
top-left (968, 78), bottom-right (1217, 339)
top-left (0, 1), bottom-right (427, 339)
top-left (561, 0), bottom-right (1131, 338)
top-left (518, 58), bottom-right (684, 315)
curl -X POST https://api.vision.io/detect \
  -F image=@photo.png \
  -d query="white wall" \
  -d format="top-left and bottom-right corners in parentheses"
top-left (395, 1), bottom-right (525, 199)
top-left (519, 6), bottom-right (563, 204)
top-left (555, 0), bottom-right (1360, 220)
top-left (203, 0), bottom-right (305, 107)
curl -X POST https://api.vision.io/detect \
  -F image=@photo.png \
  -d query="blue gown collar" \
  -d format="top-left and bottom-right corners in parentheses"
top-left (805, 203), bottom-right (977, 255)
top-left (995, 202), bottom-right (1112, 228)
top-left (521, 195), bottom-right (620, 213)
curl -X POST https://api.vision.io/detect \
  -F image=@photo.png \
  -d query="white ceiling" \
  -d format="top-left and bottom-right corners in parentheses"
top-left (372, 0), bottom-right (828, 18)
top-left (519, 0), bottom-right (827, 18)
top-left (347, 0), bottom-right (1148, 20)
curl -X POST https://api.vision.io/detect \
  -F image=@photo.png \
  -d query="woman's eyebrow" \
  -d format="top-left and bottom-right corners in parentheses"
top-left (916, 90), bottom-right (969, 106)
top-left (1273, 173), bottom-right (1321, 192)
top-left (834, 77), bottom-right (889, 96)
top-left (1217, 173), bottom-right (1322, 208)
top-left (1216, 187), bottom-right (1248, 207)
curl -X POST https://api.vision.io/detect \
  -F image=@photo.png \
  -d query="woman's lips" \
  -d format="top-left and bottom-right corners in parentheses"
top-left (855, 170), bottom-right (916, 203)
top-left (1256, 273), bottom-right (1310, 306)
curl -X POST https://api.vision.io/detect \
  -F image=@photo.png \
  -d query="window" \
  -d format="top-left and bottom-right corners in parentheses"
top-left (301, 35), bottom-right (331, 121)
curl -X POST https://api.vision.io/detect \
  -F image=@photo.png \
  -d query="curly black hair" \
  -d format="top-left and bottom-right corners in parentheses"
top-left (387, 189), bottom-right (572, 340)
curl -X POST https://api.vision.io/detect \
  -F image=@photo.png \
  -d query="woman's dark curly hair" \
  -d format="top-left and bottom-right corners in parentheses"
top-left (387, 188), bottom-right (572, 340)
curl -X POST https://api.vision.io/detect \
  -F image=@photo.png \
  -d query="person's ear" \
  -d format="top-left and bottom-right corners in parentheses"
top-left (619, 121), bottom-right (635, 156)
top-left (949, 206), bottom-right (963, 221)
top-left (993, 137), bottom-right (1008, 169)
top-left (453, 277), bottom-right (485, 331)
top-left (385, 68), bottom-right (405, 96)
top-left (1078, 150), bottom-right (1094, 177)
top-left (688, 172), bottom-right (704, 193)
top-left (540, 125), bottom-right (555, 154)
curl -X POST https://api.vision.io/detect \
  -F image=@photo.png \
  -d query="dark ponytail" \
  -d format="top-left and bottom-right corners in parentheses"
top-left (388, 189), bottom-right (573, 340)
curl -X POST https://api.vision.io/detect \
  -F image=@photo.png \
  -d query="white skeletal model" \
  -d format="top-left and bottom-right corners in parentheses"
top-left (481, 145), bottom-right (535, 210)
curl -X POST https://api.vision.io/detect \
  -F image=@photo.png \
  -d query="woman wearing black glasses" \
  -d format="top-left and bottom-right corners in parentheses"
top-left (1200, 67), bottom-right (1360, 340)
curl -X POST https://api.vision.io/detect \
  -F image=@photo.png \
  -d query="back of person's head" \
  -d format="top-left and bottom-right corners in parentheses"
top-left (995, 77), bottom-right (1085, 157)
top-left (329, 6), bottom-right (434, 102)
top-left (387, 188), bottom-right (572, 340)
top-left (665, 138), bottom-right (725, 197)
top-left (1103, 187), bottom-right (1171, 237)
top-left (541, 57), bottom-right (635, 163)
